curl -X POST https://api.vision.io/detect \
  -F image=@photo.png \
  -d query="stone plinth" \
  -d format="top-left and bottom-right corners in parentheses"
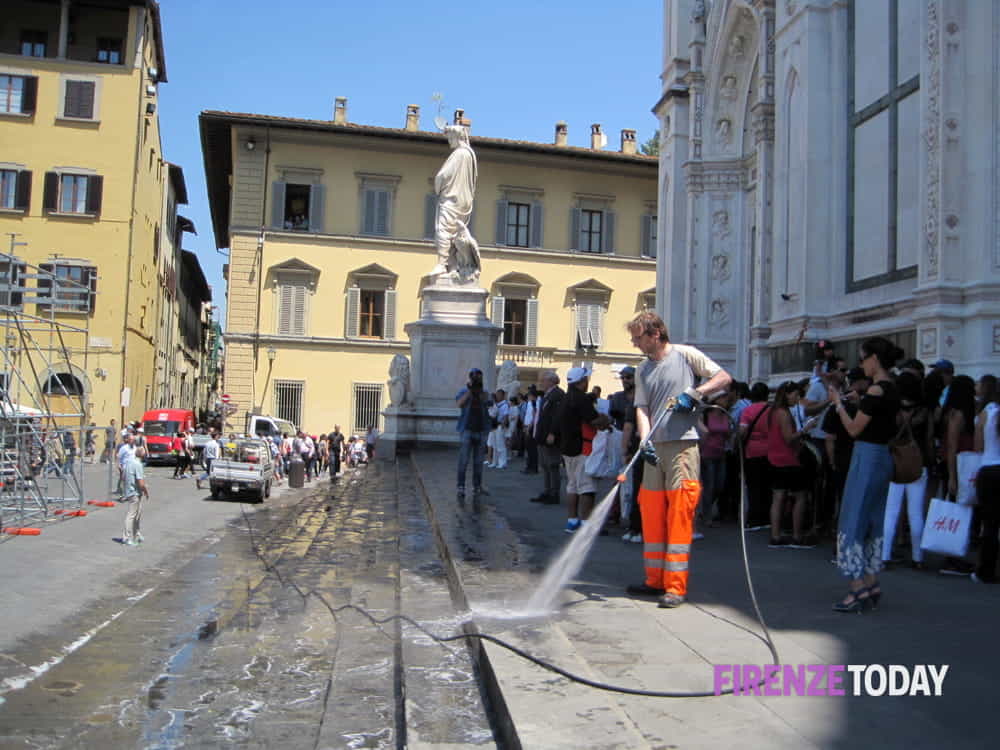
top-left (378, 279), bottom-right (500, 457)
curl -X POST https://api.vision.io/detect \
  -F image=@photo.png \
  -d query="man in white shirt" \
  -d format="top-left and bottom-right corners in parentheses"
top-left (521, 390), bottom-right (539, 474)
top-left (116, 433), bottom-right (136, 496)
top-left (197, 433), bottom-right (220, 491)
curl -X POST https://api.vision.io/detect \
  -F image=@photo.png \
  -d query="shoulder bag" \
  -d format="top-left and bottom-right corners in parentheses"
top-left (889, 410), bottom-right (923, 484)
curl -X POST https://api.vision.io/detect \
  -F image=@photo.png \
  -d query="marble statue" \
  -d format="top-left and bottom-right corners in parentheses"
top-left (387, 354), bottom-right (411, 406)
top-left (430, 125), bottom-right (481, 283)
top-left (496, 360), bottom-right (520, 398)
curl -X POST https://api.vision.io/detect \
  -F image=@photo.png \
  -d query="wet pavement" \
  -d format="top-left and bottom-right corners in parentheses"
top-left (0, 461), bottom-right (493, 749)
top-left (2, 450), bottom-right (998, 749)
top-left (411, 448), bottom-right (1000, 750)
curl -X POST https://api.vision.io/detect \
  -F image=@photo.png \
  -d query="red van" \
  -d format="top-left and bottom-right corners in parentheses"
top-left (141, 408), bottom-right (195, 464)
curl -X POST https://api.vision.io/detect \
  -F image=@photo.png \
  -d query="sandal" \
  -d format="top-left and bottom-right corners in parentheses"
top-left (832, 587), bottom-right (869, 613)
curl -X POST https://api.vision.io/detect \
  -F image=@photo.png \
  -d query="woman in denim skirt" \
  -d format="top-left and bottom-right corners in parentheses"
top-left (827, 337), bottom-right (903, 612)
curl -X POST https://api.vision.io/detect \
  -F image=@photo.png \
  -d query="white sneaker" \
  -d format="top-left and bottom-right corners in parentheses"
top-left (629, 533), bottom-right (643, 543)
top-left (692, 532), bottom-right (705, 541)
top-left (622, 531), bottom-right (633, 542)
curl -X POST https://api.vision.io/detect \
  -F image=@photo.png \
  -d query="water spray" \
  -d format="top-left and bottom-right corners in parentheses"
top-left (236, 396), bottom-right (781, 699)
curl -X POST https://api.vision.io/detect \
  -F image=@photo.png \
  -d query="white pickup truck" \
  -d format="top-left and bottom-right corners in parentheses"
top-left (209, 437), bottom-right (274, 502)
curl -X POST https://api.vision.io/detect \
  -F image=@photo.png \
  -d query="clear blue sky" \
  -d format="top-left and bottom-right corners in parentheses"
top-left (157, 0), bottom-right (661, 320)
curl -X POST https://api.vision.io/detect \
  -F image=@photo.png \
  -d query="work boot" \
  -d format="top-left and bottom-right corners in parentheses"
top-left (658, 593), bottom-right (685, 608)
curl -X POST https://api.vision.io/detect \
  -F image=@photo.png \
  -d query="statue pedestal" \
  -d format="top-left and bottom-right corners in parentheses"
top-left (378, 278), bottom-right (500, 458)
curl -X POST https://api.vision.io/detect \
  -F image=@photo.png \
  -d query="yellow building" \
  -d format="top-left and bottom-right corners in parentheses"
top-left (0, 0), bottom-right (200, 426)
top-left (201, 103), bottom-right (658, 435)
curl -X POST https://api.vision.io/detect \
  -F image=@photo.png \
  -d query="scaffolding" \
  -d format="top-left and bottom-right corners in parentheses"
top-left (1, 237), bottom-right (111, 533)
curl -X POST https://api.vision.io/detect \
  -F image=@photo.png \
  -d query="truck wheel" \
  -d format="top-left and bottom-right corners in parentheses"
top-left (210, 486), bottom-right (221, 500)
top-left (264, 481), bottom-right (271, 499)
top-left (255, 487), bottom-right (265, 503)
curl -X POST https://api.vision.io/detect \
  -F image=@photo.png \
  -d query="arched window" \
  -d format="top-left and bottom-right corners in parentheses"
top-left (43, 372), bottom-right (84, 396)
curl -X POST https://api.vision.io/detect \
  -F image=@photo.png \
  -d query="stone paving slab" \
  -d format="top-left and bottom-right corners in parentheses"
top-left (411, 447), bottom-right (1000, 750)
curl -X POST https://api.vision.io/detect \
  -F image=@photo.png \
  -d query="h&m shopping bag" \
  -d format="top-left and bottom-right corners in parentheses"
top-left (920, 498), bottom-right (972, 558)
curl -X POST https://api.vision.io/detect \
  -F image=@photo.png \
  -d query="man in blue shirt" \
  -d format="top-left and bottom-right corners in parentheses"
top-left (455, 368), bottom-right (492, 497)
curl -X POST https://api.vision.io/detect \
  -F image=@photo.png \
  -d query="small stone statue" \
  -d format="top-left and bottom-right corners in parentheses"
top-left (430, 125), bottom-right (481, 284)
top-left (387, 354), bottom-right (411, 407)
top-left (496, 360), bottom-right (520, 399)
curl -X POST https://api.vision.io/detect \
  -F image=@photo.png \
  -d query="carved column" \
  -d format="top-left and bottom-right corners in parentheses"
top-left (750, 0), bottom-right (776, 378)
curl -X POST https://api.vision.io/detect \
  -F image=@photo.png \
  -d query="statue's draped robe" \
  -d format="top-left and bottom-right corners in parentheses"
top-left (434, 144), bottom-right (477, 270)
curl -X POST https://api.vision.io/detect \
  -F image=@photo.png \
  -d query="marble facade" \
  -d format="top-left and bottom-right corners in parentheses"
top-left (656, 0), bottom-right (1000, 378)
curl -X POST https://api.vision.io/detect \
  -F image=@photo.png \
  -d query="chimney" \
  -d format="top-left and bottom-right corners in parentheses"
top-left (452, 107), bottom-right (471, 131)
top-left (620, 128), bottom-right (637, 155)
top-left (590, 123), bottom-right (604, 150)
top-left (405, 104), bottom-right (420, 132)
top-left (334, 96), bottom-right (347, 124)
top-left (554, 121), bottom-right (568, 146)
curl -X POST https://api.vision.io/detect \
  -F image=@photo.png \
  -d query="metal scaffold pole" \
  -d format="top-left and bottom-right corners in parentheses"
top-left (1, 240), bottom-right (109, 534)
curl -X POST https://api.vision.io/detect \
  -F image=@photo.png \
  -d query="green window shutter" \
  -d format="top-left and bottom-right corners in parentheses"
top-left (277, 283), bottom-right (293, 334)
top-left (495, 199), bottom-right (508, 245)
top-left (42, 171), bottom-right (58, 212)
top-left (423, 193), bottom-right (437, 239)
top-left (376, 189), bottom-right (390, 235)
top-left (14, 170), bottom-right (31, 211)
top-left (308, 184), bottom-right (325, 233)
top-left (575, 302), bottom-right (591, 347)
top-left (86, 175), bottom-right (103, 216)
top-left (291, 283), bottom-right (307, 335)
top-left (530, 201), bottom-right (544, 248)
top-left (491, 295), bottom-right (505, 344)
top-left (362, 189), bottom-right (375, 234)
top-left (641, 214), bottom-right (652, 257)
top-left (271, 182), bottom-right (286, 228)
top-left (589, 303), bottom-right (604, 348)
top-left (383, 289), bottom-right (397, 340)
top-left (21, 76), bottom-right (38, 115)
top-left (570, 207), bottom-right (581, 250)
top-left (526, 298), bottom-right (539, 347)
top-left (346, 286), bottom-right (361, 337)
top-left (602, 210), bottom-right (616, 254)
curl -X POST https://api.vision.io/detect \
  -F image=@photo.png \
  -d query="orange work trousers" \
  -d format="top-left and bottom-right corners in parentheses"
top-left (638, 480), bottom-right (702, 596)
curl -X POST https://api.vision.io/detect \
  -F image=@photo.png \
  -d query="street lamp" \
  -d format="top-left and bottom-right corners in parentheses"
top-left (260, 346), bottom-right (277, 414)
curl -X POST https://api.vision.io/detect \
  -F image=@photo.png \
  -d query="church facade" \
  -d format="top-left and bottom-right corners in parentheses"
top-left (656, 0), bottom-right (1000, 379)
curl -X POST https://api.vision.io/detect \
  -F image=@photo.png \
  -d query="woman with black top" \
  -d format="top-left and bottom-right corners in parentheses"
top-left (828, 337), bottom-right (902, 612)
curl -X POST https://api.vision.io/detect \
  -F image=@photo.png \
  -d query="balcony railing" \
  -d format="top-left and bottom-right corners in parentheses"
top-left (496, 345), bottom-right (557, 368)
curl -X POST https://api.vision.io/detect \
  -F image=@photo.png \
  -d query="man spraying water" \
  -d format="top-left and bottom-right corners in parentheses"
top-left (626, 311), bottom-right (732, 608)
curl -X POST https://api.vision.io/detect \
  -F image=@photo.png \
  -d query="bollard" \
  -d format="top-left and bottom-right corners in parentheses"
top-left (288, 459), bottom-right (305, 489)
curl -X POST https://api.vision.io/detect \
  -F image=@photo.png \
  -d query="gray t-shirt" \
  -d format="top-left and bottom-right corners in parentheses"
top-left (123, 455), bottom-right (145, 500)
top-left (634, 344), bottom-right (722, 442)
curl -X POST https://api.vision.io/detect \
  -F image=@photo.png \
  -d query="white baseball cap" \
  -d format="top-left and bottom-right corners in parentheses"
top-left (566, 366), bottom-right (591, 384)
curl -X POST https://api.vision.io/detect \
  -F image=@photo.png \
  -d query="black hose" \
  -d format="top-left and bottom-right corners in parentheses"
top-left (236, 401), bottom-right (780, 698)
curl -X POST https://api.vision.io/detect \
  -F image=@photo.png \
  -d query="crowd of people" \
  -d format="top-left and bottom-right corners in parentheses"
top-left (455, 313), bottom-right (1000, 611)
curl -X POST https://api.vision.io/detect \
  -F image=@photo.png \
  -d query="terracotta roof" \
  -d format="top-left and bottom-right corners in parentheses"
top-left (199, 110), bottom-right (656, 249)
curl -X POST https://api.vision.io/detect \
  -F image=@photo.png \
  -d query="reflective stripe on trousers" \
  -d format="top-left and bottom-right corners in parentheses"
top-left (639, 480), bottom-right (701, 596)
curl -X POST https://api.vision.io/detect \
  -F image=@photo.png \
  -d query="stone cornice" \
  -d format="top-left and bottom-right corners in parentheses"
top-left (229, 229), bottom-right (657, 270)
top-left (684, 160), bottom-right (747, 193)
